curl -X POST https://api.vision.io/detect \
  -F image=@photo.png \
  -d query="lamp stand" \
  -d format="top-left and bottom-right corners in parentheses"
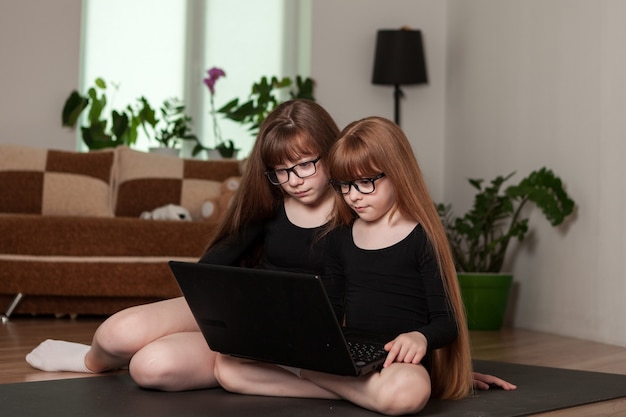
top-left (393, 84), bottom-right (404, 126)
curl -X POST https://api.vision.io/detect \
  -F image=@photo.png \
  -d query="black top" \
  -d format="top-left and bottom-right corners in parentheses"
top-left (198, 208), bottom-right (457, 368)
top-left (198, 205), bottom-right (343, 318)
top-left (325, 224), bottom-right (458, 360)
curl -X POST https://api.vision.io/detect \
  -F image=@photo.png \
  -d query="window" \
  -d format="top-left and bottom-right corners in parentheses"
top-left (80, 0), bottom-right (311, 157)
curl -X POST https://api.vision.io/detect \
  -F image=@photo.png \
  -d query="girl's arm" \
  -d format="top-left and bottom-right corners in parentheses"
top-left (415, 236), bottom-right (459, 350)
top-left (322, 228), bottom-right (347, 321)
top-left (416, 236), bottom-right (518, 391)
top-left (381, 229), bottom-right (458, 367)
top-left (198, 221), bottom-right (264, 265)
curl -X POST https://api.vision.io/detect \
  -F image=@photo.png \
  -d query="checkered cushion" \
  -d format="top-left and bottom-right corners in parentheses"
top-left (114, 147), bottom-right (240, 220)
top-left (0, 144), bottom-right (115, 217)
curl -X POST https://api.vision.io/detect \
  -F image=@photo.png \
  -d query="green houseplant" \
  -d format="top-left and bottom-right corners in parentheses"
top-left (63, 78), bottom-right (203, 156)
top-left (149, 97), bottom-right (203, 156)
top-left (202, 68), bottom-right (315, 159)
top-left (62, 78), bottom-right (158, 150)
top-left (437, 167), bottom-right (575, 330)
top-left (218, 74), bottom-right (315, 138)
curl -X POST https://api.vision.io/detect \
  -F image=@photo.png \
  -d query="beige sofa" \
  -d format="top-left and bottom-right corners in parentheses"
top-left (0, 144), bottom-right (241, 317)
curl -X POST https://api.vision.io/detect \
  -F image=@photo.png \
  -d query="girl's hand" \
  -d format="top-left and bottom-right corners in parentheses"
top-left (383, 331), bottom-right (427, 368)
top-left (473, 372), bottom-right (518, 390)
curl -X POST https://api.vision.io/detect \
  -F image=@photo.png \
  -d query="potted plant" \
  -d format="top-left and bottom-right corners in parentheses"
top-left (217, 74), bottom-right (315, 138)
top-left (62, 78), bottom-right (158, 150)
top-left (149, 97), bottom-right (203, 157)
top-left (201, 68), bottom-right (316, 159)
top-left (437, 167), bottom-right (576, 330)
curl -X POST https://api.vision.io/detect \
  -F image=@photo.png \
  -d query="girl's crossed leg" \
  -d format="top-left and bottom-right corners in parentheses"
top-left (301, 363), bottom-right (430, 415)
top-left (26, 296), bottom-right (219, 391)
top-left (214, 354), bottom-right (430, 416)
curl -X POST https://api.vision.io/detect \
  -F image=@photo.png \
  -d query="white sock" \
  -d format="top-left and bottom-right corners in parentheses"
top-left (25, 339), bottom-right (93, 373)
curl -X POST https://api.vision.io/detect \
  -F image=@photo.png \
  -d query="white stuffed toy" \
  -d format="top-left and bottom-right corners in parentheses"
top-left (141, 204), bottom-right (192, 221)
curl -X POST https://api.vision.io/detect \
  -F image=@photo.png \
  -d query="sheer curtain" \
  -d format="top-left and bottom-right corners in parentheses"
top-left (81, 0), bottom-right (311, 158)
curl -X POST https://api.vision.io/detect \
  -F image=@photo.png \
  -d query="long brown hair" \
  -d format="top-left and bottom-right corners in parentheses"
top-left (206, 99), bottom-right (340, 258)
top-left (327, 116), bottom-right (473, 400)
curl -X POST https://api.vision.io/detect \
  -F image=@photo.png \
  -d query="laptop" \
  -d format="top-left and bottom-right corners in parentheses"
top-left (168, 261), bottom-right (387, 376)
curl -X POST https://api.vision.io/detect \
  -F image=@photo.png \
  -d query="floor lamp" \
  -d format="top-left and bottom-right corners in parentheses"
top-left (372, 28), bottom-right (428, 126)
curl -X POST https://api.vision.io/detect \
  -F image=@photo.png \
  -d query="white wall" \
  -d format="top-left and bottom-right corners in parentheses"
top-left (310, 0), bottom-right (448, 202)
top-left (0, 1), bottom-right (81, 151)
top-left (2, 0), bottom-right (625, 348)
top-left (446, 0), bottom-right (626, 346)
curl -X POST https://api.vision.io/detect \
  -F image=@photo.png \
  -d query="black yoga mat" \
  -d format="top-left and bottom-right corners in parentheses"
top-left (3, 360), bottom-right (626, 417)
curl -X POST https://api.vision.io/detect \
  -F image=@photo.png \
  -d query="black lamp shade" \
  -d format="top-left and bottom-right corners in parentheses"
top-left (372, 29), bottom-right (428, 85)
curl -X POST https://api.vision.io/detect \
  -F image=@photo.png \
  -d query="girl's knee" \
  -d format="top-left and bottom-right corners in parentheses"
top-left (94, 308), bottom-right (150, 356)
top-left (374, 365), bottom-right (431, 415)
top-left (128, 346), bottom-right (180, 390)
top-left (129, 336), bottom-right (218, 391)
top-left (382, 386), bottom-right (429, 415)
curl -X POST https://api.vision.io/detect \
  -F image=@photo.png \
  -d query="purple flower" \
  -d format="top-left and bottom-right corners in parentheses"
top-left (203, 67), bottom-right (226, 95)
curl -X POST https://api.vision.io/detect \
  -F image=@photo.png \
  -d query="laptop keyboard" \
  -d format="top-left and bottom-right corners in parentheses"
top-left (347, 341), bottom-right (386, 366)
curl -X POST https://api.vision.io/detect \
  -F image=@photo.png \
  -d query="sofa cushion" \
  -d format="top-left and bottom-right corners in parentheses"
top-left (114, 147), bottom-right (241, 220)
top-left (0, 214), bottom-right (216, 257)
top-left (0, 144), bottom-right (114, 217)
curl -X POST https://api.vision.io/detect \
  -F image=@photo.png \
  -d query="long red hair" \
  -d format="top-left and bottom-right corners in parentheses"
top-left (327, 116), bottom-right (473, 399)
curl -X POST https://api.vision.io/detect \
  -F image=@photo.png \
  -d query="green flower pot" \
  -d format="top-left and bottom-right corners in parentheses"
top-left (458, 273), bottom-right (513, 331)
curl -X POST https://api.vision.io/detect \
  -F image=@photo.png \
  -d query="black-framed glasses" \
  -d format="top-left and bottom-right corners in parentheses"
top-left (330, 173), bottom-right (386, 195)
top-left (265, 157), bottom-right (321, 185)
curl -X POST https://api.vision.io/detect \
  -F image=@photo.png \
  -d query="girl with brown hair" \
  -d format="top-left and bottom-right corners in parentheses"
top-left (26, 99), bottom-right (342, 391)
top-left (325, 116), bottom-right (474, 404)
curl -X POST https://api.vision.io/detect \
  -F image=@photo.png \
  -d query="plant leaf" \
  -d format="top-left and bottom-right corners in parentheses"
top-left (439, 168), bottom-right (575, 273)
top-left (61, 91), bottom-right (88, 127)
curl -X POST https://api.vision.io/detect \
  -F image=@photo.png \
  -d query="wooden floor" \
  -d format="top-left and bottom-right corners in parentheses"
top-left (2, 316), bottom-right (626, 416)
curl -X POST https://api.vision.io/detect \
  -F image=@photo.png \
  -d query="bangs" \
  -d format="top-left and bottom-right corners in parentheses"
top-left (329, 138), bottom-right (381, 181)
top-left (261, 130), bottom-right (319, 168)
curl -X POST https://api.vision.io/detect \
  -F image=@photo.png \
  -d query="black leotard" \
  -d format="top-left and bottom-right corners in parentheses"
top-left (325, 224), bottom-right (458, 369)
top-left (198, 205), bottom-right (343, 318)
